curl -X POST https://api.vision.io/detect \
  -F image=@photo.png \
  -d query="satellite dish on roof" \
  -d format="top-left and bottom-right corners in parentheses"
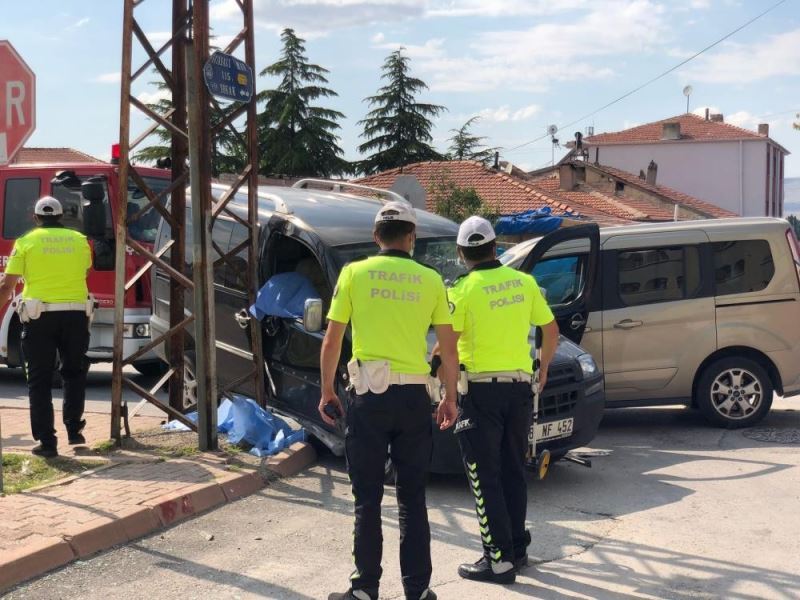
top-left (683, 85), bottom-right (693, 97)
top-left (547, 124), bottom-right (558, 136)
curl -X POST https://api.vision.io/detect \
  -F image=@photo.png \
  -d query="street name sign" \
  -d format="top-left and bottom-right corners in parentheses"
top-left (0, 41), bottom-right (36, 166)
top-left (202, 51), bottom-right (254, 103)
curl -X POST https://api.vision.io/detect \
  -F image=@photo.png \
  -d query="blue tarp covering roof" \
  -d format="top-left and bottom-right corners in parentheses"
top-left (495, 207), bottom-right (582, 236)
top-left (249, 272), bottom-right (318, 320)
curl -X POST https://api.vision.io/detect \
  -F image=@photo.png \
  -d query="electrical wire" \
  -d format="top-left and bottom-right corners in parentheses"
top-left (505, 0), bottom-right (789, 153)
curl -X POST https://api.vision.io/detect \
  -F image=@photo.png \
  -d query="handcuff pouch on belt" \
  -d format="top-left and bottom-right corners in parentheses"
top-left (347, 359), bottom-right (391, 395)
top-left (16, 299), bottom-right (43, 323)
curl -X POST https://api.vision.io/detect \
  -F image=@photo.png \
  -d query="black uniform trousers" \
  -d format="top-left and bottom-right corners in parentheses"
top-left (21, 311), bottom-right (90, 446)
top-left (344, 384), bottom-right (432, 600)
top-left (455, 381), bottom-right (532, 566)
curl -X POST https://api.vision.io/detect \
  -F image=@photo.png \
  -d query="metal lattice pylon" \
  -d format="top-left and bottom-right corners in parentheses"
top-left (112, 0), bottom-right (265, 450)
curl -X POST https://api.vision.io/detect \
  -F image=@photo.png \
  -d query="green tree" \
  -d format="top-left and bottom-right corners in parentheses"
top-left (357, 49), bottom-right (446, 174)
top-left (133, 79), bottom-right (247, 174)
top-left (428, 171), bottom-right (499, 224)
top-left (447, 116), bottom-right (496, 164)
top-left (258, 28), bottom-right (349, 177)
top-left (787, 214), bottom-right (800, 238)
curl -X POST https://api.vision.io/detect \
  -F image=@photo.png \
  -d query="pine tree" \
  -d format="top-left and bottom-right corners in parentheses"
top-left (258, 28), bottom-right (349, 177)
top-left (357, 49), bottom-right (446, 174)
top-left (447, 116), bottom-right (496, 165)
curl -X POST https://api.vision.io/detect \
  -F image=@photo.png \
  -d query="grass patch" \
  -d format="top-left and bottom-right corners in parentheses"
top-left (92, 439), bottom-right (117, 454)
top-left (1, 453), bottom-right (104, 494)
top-left (155, 444), bottom-right (199, 459)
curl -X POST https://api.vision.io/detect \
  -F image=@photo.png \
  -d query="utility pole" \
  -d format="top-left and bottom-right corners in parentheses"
top-left (112, 0), bottom-right (265, 449)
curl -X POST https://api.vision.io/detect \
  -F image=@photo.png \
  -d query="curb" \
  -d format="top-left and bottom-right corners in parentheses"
top-left (0, 441), bottom-right (317, 592)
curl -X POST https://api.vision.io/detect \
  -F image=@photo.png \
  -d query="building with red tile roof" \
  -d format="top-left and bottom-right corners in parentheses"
top-left (353, 159), bottom-right (731, 229)
top-left (10, 147), bottom-right (104, 165)
top-left (583, 113), bottom-right (789, 218)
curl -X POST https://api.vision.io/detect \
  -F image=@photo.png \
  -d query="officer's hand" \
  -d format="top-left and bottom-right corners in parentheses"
top-left (539, 369), bottom-right (548, 392)
top-left (436, 398), bottom-right (457, 430)
top-left (319, 392), bottom-right (344, 426)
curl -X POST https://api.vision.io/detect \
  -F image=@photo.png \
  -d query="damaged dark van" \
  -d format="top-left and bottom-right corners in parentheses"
top-left (150, 180), bottom-right (605, 474)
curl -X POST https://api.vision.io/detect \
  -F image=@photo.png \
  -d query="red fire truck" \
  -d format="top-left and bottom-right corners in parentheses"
top-left (0, 149), bottom-right (170, 374)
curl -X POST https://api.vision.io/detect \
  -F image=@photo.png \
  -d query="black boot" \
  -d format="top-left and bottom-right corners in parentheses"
top-left (32, 442), bottom-right (58, 458)
top-left (68, 419), bottom-right (87, 445)
top-left (458, 556), bottom-right (516, 584)
top-left (514, 529), bottom-right (532, 570)
top-left (328, 590), bottom-right (376, 600)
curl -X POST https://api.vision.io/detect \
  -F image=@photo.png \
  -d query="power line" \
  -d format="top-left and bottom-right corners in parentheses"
top-left (505, 0), bottom-right (789, 153)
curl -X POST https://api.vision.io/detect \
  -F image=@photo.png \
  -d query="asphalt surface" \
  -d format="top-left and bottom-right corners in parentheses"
top-left (6, 391), bottom-right (800, 599)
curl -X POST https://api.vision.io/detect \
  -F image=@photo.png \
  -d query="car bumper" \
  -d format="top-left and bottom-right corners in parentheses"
top-left (87, 308), bottom-right (157, 364)
top-left (429, 374), bottom-right (606, 474)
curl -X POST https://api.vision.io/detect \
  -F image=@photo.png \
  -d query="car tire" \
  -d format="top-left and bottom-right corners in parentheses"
top-left (695, 357), bottom-right (773, 428)
top-left (133, 361), bottom-right (167, 377)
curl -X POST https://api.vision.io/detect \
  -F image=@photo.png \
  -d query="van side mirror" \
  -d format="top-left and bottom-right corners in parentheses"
top-left (303, 298), bottom-right (323, 333)
top-left (81, 180), bottom-right (106, 238)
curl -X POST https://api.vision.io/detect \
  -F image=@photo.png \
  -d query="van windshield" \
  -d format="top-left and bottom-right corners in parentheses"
top-left (332, 236), bottom-right (466, 283)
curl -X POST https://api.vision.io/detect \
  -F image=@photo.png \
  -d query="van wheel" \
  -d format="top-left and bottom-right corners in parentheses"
top-left (182, 359), bottom-right (198, 413)
top-left (696, 358), bottom-right (773, 428)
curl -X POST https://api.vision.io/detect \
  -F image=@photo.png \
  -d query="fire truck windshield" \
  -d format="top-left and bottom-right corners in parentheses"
top-left (127, 177), bottom-right (170, 244)
top-left (51, 177), bottom-right (112, 236)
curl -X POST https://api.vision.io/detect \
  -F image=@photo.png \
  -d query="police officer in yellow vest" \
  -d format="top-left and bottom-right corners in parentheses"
top-left (448, 216), bottom-right (558, 585)
top-left (319, 201), bottom-right (459, 600)
top-left (0, 196), bottom-right (92, 458)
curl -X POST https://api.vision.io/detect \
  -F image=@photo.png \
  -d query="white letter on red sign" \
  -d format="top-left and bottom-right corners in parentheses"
top-left (6, 81), bottom-right (25, 127)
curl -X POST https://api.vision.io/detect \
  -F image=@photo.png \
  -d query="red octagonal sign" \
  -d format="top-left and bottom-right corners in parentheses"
top-left (0, 41), bottom-right (36, 166)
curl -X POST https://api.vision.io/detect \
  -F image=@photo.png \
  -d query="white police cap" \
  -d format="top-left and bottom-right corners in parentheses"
top-left (375, 201), bottom-right (417, 226)
top-left (457, 216), bottom-right (496, 247)
top-left (34, 196), bottom-right (63, 217)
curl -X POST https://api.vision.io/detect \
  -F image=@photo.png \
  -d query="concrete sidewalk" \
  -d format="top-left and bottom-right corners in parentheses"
top-left (0, 406), bottom-right (317, 592)
top-left (0, 405), bottom-right (163, 457)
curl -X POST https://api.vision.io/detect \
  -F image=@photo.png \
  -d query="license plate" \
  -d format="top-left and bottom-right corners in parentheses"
top-left (535, 417), bottom-right (574, 442)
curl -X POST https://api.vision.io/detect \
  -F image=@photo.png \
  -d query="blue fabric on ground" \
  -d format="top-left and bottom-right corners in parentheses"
top-left (250, 272), bottom-right (318, 320)
top-left (161, 395), bottom-right (305, 457)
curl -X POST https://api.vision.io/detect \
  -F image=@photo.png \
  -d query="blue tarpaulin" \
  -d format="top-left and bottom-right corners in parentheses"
top-left (495, 207), bottom-right (580, 236)
top-left (249, 272), bottom-right (317, 320)
top-left (162, 395), bottom-right (306, 457)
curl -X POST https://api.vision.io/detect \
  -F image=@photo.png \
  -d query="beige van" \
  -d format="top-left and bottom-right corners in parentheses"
top-left (500, 218), bottom-right (800, 428)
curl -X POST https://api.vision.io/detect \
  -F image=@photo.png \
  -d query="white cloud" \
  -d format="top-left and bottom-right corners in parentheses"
top-left (426, 0), bottom-right (588, 18)
top-left (212, 0), bottom-right (426, 33)
top-left (473, 104), bottom-right (542, 122)
top-left (93, 72), bottom-right (121, 84)
top-left (73, 17), bottom-right (90, 28)
top-left (145, 31), bottom-right (173, 45)
top-left (683, 28), bottom-right (800, 83)
top-left (372, 38), bottom-right (445, 59)
top-left (137, 88), bottom-right (172, 105)
top-left (418, 1), bottom-right (666, 92)
top-left (371, 32), bottom-right (385, 43)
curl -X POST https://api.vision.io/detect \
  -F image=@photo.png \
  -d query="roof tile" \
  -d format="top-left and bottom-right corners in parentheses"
top-left (586, 113), bottom-right (766, 145)
top-left (10, 147), bottom-right (104, 165)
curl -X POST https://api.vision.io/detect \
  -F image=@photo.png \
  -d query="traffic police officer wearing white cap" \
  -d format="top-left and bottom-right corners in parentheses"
top-left (447, 216), bottom-right (558, 585)
top-left (320, 201), bottom-right (459, 600)
top-left (0, 196), bottom-right (92, 457)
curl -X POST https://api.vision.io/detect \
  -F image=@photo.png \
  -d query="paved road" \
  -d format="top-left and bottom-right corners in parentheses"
top-left (0, 362), bottom-right (166, 417)
top-left (8, 396), bottom-right (800, 599)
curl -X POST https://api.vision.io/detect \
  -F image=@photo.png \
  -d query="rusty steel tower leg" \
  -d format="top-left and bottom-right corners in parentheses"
top-left (169, 0), bottom-right (189, 413)
top-left (244, 0), bottom-right (267, 408)
top-left (188, 0), bottom-right (218, 451)
top-left (111, 0), bottom-right (135, 442)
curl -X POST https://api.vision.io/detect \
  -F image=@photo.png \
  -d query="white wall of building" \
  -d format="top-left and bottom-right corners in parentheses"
top-left (590, 139), bottom-right (775, 216)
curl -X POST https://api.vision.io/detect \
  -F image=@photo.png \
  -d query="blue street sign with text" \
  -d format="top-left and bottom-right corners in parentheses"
top-left (203, 51), bottom-right (254, 103)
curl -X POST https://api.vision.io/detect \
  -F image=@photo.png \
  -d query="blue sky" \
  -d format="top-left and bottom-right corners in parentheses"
top-left (4, 0), bottom-right (800, 175)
